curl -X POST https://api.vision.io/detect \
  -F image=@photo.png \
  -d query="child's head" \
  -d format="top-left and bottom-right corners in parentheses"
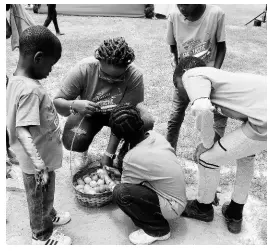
top-left (109, 104), bottom-right (144, 146)
top-left (177, 4), bottom-right (201, 20)
top-left (173, 56), bottom-right (206, 89)
top-left (19, 25), bottom-right (62, 80)
top-left (94, 37), bottom-right (135, 82)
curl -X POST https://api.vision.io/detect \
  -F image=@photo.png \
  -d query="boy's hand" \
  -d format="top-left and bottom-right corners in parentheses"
top-left (191, 98), bottom-right (214, 117)
top-left (35, 168), bottom-right (50, 192)
top-left (104, 165), bottom-right (121, 178)
top-left (193, 143), bottom-right (209, 163)
top-left (72, 100), bottom-right (100, 117)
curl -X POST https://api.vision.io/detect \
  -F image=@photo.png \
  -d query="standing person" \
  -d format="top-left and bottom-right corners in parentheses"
top-left (43, 4), bottom-right (64, 36)
top-left (6, 25), bottom-right (72, 245)
top-left (53, 37), bottom-right (154, 169)
top-left (166, 4), bottom-right (227, 150)
top-left (106, 104), bottom-right (186, 245)
top-left (174, 57), bottom-right (267, 234)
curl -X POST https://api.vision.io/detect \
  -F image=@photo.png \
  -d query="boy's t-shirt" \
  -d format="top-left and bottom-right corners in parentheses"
top-left (6, 76), bottom-right (63, 174)
top-left (121, 131), bottom-right (187, 220)
top-left (182, 67), bottom-right (267, 142)
top-left (55, 57), bottom-right (144, 106)
top-left (167, 5), bottom-right (226, 66)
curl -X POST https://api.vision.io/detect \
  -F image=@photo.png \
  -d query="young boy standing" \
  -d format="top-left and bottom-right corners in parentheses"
top-left (6, 25), bottom-right (71, 245)
top-left (166, 4), bottom-right (227, 150)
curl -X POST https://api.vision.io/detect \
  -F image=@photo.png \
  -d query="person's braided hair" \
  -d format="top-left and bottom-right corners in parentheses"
top-left (173, 56), bottom-right (206, 87)
top-left (109, 104), bottom-right (144, 144)
top-left (19, 25), bottom-right (62, 59)
top-left (94, 37), bottom-right (135, 67)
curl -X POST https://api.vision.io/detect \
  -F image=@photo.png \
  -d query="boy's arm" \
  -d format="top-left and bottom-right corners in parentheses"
top-left (166, 16), bottom-right (178, 66)
top-left (214, 8), bottom-right (226, 69)
top-left (16, 126), bottom-right (46, 171)
top-left (214, 41), bottom-right (226, 69)
top-left (170, 45), bottom-right (178, 67)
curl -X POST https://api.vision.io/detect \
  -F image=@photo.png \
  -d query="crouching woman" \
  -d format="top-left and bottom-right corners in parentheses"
top-left (107, 104), bottom-right (187, 245)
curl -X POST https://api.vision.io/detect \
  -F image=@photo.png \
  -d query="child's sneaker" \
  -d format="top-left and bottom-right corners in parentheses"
top-left (32, 230), bottom-right (72, 245)
top-left (52, 211), bottom-right (71, 226)
top-left (222, 202), bottom-right (243, 234)
top-left (129, 229), bottom-right (170, 245)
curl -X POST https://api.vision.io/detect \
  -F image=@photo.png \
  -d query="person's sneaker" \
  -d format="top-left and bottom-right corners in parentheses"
top-left (222, 202), bottom-right (243, 234)
top-left (32, 230), bottom-right (72, 245)
top-left (129, 229), bottom-right (170, 245)
top-left (181, 200), bottom-right (214, 222)
top-left (52, 211), bottom-right (71, 226)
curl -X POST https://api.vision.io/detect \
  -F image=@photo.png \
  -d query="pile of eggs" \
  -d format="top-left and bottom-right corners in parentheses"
top-left (75, 169), bottom-right (120, 195)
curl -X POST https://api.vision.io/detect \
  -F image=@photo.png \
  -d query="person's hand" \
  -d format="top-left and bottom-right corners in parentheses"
top-left (72, 100), bottom-right (100, 117)
top-left (191, 98), bottom-right (214, 117)
top-left (104, 165), bottom-right (121, 178)
top-left (193, 143), bottom-right (209, 164)
top-left (101, 154), bottom-right (113, 168)
top-left (34, 167), bottom-right (50, 192)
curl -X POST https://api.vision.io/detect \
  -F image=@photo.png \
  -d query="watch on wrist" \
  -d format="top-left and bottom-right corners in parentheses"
top-left (104, 151), bottom-right (116, 160)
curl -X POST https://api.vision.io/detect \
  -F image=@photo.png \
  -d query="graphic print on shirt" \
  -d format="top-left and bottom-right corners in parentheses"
top-left (92, 87), bottom-right (124, 113)
top-left (180, 38), bottom-right (212, 63)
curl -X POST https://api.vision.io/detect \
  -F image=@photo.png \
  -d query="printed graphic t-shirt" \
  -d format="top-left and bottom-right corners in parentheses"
top-left (56, 57), bottom-right (144, 106)
top-left (121, 131), bottom-right (187, 220)
top-left (6, 76), bottom-right (63, 174)
top-left (182, 67), bottom-right (267, 142)
top-left (167, 5), bottom-right (226, 66)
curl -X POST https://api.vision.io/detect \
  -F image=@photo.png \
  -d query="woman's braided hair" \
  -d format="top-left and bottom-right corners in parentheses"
top-left (109, 104), bottom-right (144, 144)
top-left (94, 37), bottom-right (135, 67)
top-left (173, 56), bottom-right (206, 87)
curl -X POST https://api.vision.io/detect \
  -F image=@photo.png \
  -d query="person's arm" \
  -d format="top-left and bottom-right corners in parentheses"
top-left (16, 126), bottom-right (46, 171)
top-left (53, 94), bottom-right (100, 117)
top-left (53, 63), bottom-right (100, 117)
top-left (214, 8), bottom-right (226, 69)
top-left (166, 15), bottom-right (178, 67)
top-left (214, 41), bottom-right (226, 69)
top-left (170, 45), bottom-right (178, 67)
top-left (101, 133), bottom-right (121, 167)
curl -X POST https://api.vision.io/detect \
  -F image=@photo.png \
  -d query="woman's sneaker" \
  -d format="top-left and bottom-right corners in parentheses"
top-left (32, 230), bottom-right (72, 245)
top-left (129, 229), bottom-right (170, 245)
top-left (52, 211), bottom-right (71, 226)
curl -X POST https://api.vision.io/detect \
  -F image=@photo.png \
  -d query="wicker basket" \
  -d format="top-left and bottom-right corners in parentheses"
top-left (72, 164), bottom-right (113, 208)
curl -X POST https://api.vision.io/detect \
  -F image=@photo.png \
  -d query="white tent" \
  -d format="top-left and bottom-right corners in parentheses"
top-left (38, 4), bottom-right (145, 18)
top-left (154, 4), bottom-right (176, 17)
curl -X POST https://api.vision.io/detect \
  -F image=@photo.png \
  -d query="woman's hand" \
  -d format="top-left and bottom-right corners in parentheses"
top-left (73, 100), bottom-right (100, 117)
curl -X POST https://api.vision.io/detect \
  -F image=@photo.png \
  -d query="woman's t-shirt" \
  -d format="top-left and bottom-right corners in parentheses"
top-left (56, 57), bottom-right (144, 106)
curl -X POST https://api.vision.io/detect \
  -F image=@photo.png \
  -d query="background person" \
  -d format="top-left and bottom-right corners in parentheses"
top-left (43, 4), bottom-right (64, 36)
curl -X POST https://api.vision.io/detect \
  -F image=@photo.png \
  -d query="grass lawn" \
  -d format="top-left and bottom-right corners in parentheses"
top-left (6, 4), bottom-right (267, 201)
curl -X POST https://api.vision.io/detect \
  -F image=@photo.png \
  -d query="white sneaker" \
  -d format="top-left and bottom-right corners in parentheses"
top-left (52, 211), bottom-right (71, 225)
top-left (129, 229), bottom-right (170, 245)
top-left (32, 230), bottom-right (72, 245)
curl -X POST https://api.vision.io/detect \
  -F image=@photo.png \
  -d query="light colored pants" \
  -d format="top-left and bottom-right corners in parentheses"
top-left (197, 126), bottom-right (266, 204)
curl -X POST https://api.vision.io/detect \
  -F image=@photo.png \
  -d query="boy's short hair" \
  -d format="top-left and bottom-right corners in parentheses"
top-left (109, 104), bottom-right (144, 143)
top-left (19, 25), bottom-right (62, 59)
top-left (94, 37), bottom-right (135, 67)
top-left (173, 56), bottom-right (206, 87)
